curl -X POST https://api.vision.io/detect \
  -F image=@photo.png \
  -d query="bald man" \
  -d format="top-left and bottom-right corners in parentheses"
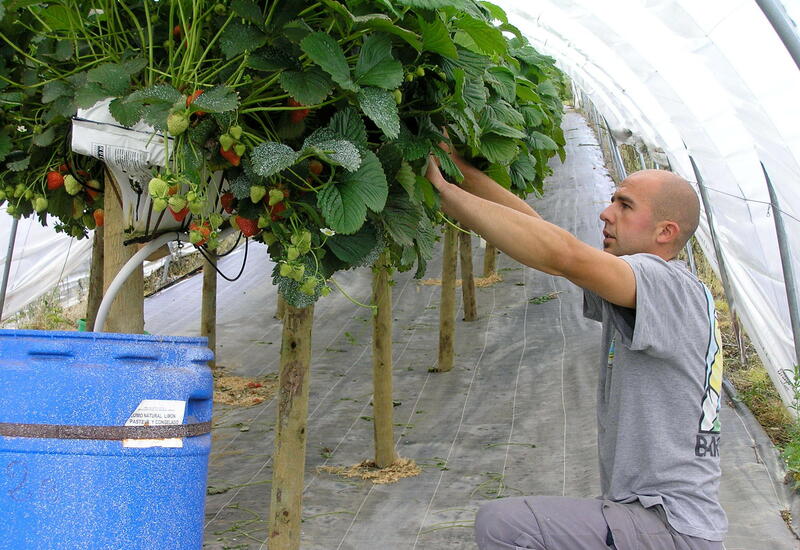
top-left (426, 155), bottom-right (727, 549)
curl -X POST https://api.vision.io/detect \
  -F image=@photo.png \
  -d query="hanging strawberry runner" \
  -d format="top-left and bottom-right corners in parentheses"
top-left (0, 1), bottom-right (566, 547)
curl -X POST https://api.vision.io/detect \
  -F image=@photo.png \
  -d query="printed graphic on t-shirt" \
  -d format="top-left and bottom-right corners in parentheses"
top-left (696, 285), bottom-right (723, 457)
top-left (607, 335), bottom-right (616, 368)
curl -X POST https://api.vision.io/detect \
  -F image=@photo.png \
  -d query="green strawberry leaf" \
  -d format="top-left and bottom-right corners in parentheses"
top-left (74, 82), bottom-right (109, 109)
top-left (396, 161), bottom-right (419, 204)
top-left (303, 130), bottom-right (362, 172)
top-left (327, 226), bottom-right (380, 265)
top-left (354, 34), bottom-right (404, 90)
top-left (528, 131), bottom-right (558, 151)
top-left (109, 98), bottom-right (143, 127)
top-left (87, 62), bottom-right (131, 96)
top-left (394, 0), bottom-right (467, 8)
top-left (487, 66), bottom-right (516, 103)
top-left (381, 193), bottom-right (422, 247)
top-left (0, 130), bottom-right (12, 161)
top-left (341, 150), bottom-right (388, 213)
top-left (279, 67), bottom-right (333, 105)
top-left (231, 0), bottom-right (262, 23)
top-left (357, 87), bottom-right (400, 139)
top-left (221, 21), bottom-right (268, 59)
top-left (190, 86), bottom-right (239, 113)
top-left (480, 1), bottom-right (508, 23)
top-left (32, 127), bottom-right (55, 147)
top-left (301, 32), bottom-right (358, 92)
top-left (419, 15), bottom-right (458, 59)
top-left (317, 181), bottom-right (368, 235)
top-left (457, 16), bottom-right (507, 55)
top-left (327, 107), bottom-right (369, 151)
top-left (479, 133), bottom-right (519, 163)
top-left (6, 155), bottom-right (30, 172)
top-left (352, 15), bottom-right (422, 51)
top-left (41, 81), bottom-right (72, 104)
top-left (125, 85), bottom-right (182, 105)
top-left (251, 142), bottom-right (300, 177)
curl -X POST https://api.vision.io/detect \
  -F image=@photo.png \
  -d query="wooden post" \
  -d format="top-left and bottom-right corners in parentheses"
top-left (459, 229), bottom-right (477, 321)
top-left (201, 251), bottom-right (217, 370)
top-left (372, 251), bottom-right (397, 467)
top-left (102, 171), bottom-right (144, 333)
top-left (275, 293), bottom-right (286, 320)
top-left (437, 225), bottom-right (457, 372)
top-left (483, 242), bottom-right (497, 277)
top-left (268, 303), bottom-right (314, 550)
top-left (85, 226), bottom-right (104, 331)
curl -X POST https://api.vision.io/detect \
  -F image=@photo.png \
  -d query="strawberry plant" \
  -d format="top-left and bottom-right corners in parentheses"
top-left (0, 0), bottom-right (566, 307)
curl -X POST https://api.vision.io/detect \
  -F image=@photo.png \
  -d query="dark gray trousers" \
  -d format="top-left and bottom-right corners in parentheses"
top-left (474, 496), bottom-right (724, 550)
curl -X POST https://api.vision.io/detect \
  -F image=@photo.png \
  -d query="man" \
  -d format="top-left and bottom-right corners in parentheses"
top-left (425, 151), bottom-right (727, 550)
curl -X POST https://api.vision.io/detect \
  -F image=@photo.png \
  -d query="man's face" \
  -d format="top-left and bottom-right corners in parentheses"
top-left (599, 178), bottom-right (659, 257)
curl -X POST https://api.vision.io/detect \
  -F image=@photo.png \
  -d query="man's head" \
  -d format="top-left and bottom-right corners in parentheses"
top-left (599, 169), bottom-right (700, 259)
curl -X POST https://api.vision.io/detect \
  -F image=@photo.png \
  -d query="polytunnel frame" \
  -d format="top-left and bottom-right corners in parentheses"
top-left (496, 0), bottom-right (800, 413)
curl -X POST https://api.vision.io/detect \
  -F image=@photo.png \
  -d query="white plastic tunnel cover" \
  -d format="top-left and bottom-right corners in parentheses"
top-left (495, 0), bottom-right (800, 411)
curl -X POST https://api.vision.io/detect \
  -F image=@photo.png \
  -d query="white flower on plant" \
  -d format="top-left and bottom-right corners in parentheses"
top-left (320, 228), bottom-right (335, 237)
top-left (16, 126), bottom-right (26, 133)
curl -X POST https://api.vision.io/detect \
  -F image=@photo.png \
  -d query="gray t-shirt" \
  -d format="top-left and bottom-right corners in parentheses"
top-left (583, 253), bottom-right (727, 541)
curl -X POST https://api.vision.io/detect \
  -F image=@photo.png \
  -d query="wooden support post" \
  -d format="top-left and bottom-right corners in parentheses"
top-left (483, 242), bottom-right (497, 277)
top-left (275, 293), bottom-right (286, 320)
top-left (437, 225), bottom-right (457, 372)
top-left (268, 303), bottom-right (314, 550)
top-left (459, 229), bottom-right (477, 321)
top-left (85, 227), bottom-right (104, 331)
top-left (201, 251), bottom-right (217, 370)
top-left (102, 171), bottom-right (143, 334)
top-left (372, 251), bottom-right (397, 467)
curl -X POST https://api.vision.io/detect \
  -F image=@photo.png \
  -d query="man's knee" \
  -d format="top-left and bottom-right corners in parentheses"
top-left (475, 498), bottom-right (545, 550)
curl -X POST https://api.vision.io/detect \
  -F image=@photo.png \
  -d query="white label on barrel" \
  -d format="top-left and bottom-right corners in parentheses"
top-left (123, 399), bottom-right (187, 448)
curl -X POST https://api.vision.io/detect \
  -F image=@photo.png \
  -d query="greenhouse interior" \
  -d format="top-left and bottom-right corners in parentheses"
top-left (1, 0), bottom-right (800, 548)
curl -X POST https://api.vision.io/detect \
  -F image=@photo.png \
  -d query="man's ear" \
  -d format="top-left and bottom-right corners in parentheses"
top-left (655, 220), bottom-right (680, 246)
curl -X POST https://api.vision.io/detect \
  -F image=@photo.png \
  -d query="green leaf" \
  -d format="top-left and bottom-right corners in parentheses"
top-left (327, 226), bottom-right (379, 265)
top-left (537, 79), bottom-right (560, 99)
top-left (7, 155), bottom-right (30, 172)
top-left (381, 194), bottom-right (422, 247)
top-left (396, 161), bottom-right (419, 204)
top-left (248, 47), bottom-right (296, 71)
top-left (87, 63), bottom-right (130, 96)
top-left (221, 21), bottom-right (268, 59)
top-left (140, 103), bottom-right (171, 132)
top-left (279, 68), bottom-right (333, 105)
top-left (251, 142), bottom-right (300, 177)
top-left (109, 98), bottom-right (143, 127)
top-left (357, 87), bottom-right (399, 139)
top-left (529, 131), bottom-right (558, 151)
top-left (393, 0), bottom-right (467, 8)
top-left (125, 85), bottom-right (182, 105)
top-left (419, 16), bottom-right (458, 59)
top-left (486, 163), bottom-right (512, 188)
top-left (341, 151), bottom-right (388, 213)
top-left (480, 1), bottom-right (508, 23)
top-left (432, 148), bottom-right (464, 182)
top-left (74, 82), bottom-right (109, 109)
top-left (354, 34), bottom-right (403, 90)
top-left (230, 173), bottom-right (253, 200)
top-left (303, 129), bottom-right (362, 172)
top-left (32, 127), bottom-right (55, 147)
top-left (317, 152), bottom-right (387, 234)
top-left (353, 15), bottom-right (422, 51)
top-left (487, 66), bottom-right (516, 103)
top-left (190, 86), bottom-right (239, 113)
top-left (231, 0), bottom-right (262, 23)
top-left (511, 154), bottom-right (537, 182)
top-left (41, 81), bottom-right (72, 104)
top-left (395, 128), bottom-right (433, 161)
top-left (54, 39), bottom-right (73, 61)
top-left (301, 32), bottom-right (358, 92)
top-left (462, 78), bottom-right (487, 112)
top-left (0, 131), bottom-right (12, 162)
top-left (328, 108), bottom-right (368, 151)
top-left (457, 16), bottom-right (507, 55)
top-left (479, 133), bottom-right (519, 164)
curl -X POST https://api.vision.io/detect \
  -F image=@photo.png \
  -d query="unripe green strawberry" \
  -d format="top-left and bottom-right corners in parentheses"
top-left (262, 231), bottom-right (277, 245)
top-left (287, 246), bottom-right (299, 261)
top-left (24, 189), bottom-right (33, 200)
top-left (82, 213), bottom-right (94, 227)
top-left (279, 263), bottom-right (292, 277)
top-left (405, 73), bottom-right (414, 82)
top-left (153, 197), bottom-right (168, 211)
top-left (64, 174), bottom-right (82, 195)
top-left (268, 189), bottom-right (284, 206)
top-left (71, 198), bottom-right (84, 219)
top-left (250, 185), bottom-right (266, 203)
top-left (168, 195), bottom-right (187, 212)
top-left (213, 3), bottom-right (226, 15)
top-left (5, 204), bottom-right (16, 215)
top-left (416, 66), bottom-right (425, 77)
top-left (300, 276), bottom-right (317, 295)
top-left (148, 177), bottom-right (169, 197)
top-left (257, 214), bottom-right (269, 228)
top-left (290, 264), bottom-right (305, 281)
top-left (219, 133), bottom-right (235, 151)
top-left (321, 285), bottom-right (331, 297)
top-left (233, 143), bottom-right (246, 156)
top-left (187, 190), bottom-right (198, 202)
top-left (209, 213), bottom-right (223, 229)
top-left (189, 200), bottom-right (204, 216)
top-left (14, 183), bottom-right (25, 197)
top-left (33, 196), bottom-right (48, 212)
top-left (393, 89), bottom-right (403, 104)
top-left (167, 111), bottom-right (190, 135)
top-left (0, 189), bottom-right (6, 201)
top-left (229, 125), bottom-right (243, 140)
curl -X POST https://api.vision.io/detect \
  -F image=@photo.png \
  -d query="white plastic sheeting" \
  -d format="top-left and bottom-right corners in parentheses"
top-left (495, 0), bottom-right (800, 409)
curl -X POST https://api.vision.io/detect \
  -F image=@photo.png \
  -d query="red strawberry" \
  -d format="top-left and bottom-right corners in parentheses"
top-left (235, 215), bottom-right (259, 237)
top-left (220, 192), bottom-right (235, 214)
top-left (269, 201), bottom-right (286, 221)
top-left (219, 145), bottom-right (241, 166)
top-left (58, 163), bottom-right (70, 174)
top-left (189, 221), bottom-right (211, 246)
top-left (169, 206), bottom-right (189, 222)
top-left (309, 160), bottom-right (323, 175)
top-left (46, 171), bottom-right (64, 190)
top-left (288, 98), bottom-right (309, 123)
top-left (93, 209), bottom-right (104, 227)
top-left (187, 89), bottom-right (205, 116)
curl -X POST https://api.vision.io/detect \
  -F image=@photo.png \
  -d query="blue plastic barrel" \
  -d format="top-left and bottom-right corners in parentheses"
top-left (0, 329), bottom-right (214, 549)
